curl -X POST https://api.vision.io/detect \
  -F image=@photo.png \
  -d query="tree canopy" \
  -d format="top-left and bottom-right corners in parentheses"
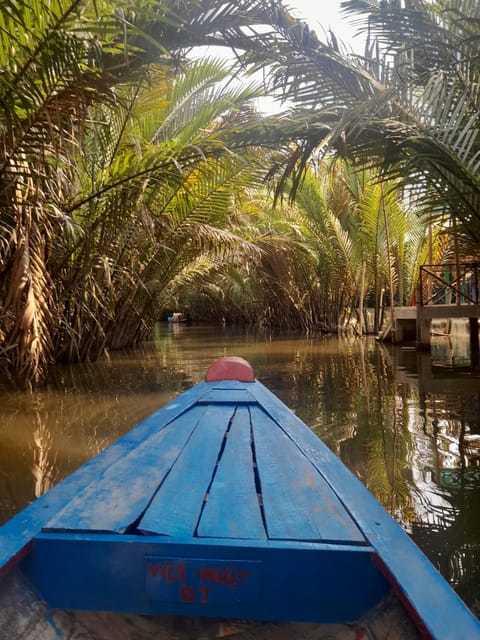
top-left (1, 0), bottom-right (478, 384)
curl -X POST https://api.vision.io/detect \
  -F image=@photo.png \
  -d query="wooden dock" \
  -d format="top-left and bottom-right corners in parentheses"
top-left (381, 305), bottom-right (480, 345)
top-left (380, 263), bottom-right (480, 358)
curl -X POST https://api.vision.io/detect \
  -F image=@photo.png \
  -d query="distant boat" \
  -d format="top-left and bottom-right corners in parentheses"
top-left (1, 356), bottom-right (479, 639)
top-left (167, 312), bottom-right (187, 323)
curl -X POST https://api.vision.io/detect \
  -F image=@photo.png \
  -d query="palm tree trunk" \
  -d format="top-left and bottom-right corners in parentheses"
top-left (358, 260), bottom-right (367, 336)
top-left (381, 186), bottom-right (396, 341)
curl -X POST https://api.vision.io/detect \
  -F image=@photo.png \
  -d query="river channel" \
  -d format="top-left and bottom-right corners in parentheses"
top-left (1, 323), bottom-right (479, 617)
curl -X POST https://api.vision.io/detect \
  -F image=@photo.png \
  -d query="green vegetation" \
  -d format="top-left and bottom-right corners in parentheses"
top-left (1, 0), bottom-right (480, 384)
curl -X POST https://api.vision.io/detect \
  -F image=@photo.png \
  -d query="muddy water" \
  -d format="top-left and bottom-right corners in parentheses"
top-left (0, 323), bottom-right (479, 614)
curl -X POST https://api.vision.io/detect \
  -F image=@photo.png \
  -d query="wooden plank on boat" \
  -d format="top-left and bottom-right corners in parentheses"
top-left (198, 386), bottom-right (257, 405)
top-left (137, 404), bottom-right (232, 536)
top-left (0, 382), bottom-right (209, 575)
top-left (44, 405), bottom-right (204, 534)
top-left (197, 406), bottom-right (266, 539)
top-left (250, 405), bottom-right (366, 544)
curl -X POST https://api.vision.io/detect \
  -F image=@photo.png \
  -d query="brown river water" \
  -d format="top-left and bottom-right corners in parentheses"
top-left (0, 323), bottom-right (479, 617)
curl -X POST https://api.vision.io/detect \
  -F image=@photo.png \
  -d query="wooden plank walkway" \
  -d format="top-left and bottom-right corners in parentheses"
top-left (380, 304), bottom-right (480, 346)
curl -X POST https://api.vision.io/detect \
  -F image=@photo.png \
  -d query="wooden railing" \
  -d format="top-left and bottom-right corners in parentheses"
top-left (419, 263), bottom-right (480, 306)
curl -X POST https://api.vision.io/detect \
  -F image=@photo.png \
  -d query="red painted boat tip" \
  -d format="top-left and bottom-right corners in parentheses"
top-left (205, 357), bottom-right (254, 382)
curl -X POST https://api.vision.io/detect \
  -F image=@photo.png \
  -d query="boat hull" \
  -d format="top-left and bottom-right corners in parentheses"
top-left (21, 534), bottom-right (388, 623)
top-left (1, 357), bottom-right (480, 639)
top-left (0, 567), bottom-right (418, 640)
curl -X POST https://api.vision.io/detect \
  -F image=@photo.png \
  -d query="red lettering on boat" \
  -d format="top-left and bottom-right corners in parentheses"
top-left (199, 566), bottom-right (251, 587)
top-left (147, 561), bottom-right (187, 584)
top-left (180, 585), bottom-right (195, 602)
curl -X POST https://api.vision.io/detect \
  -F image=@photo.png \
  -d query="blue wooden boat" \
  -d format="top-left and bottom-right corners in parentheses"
top-left (1, 356), bottom-right (479, 640)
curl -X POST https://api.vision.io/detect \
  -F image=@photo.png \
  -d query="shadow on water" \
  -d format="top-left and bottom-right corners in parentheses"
top-left (0, 322), bottom-right (479, 615)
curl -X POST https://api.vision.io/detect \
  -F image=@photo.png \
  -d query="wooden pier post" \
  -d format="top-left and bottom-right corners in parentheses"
top-left (470, 317), bottom-right (480, 367)
top-left (416, 287), bottom-right (431, 349)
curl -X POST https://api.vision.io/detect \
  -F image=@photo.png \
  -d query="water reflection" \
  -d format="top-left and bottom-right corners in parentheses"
top-left (0, 324), bottom-right (479, 614)
top-left (0, 353), bottom-right (196, 523)
top-left (384, 341), bottom-right (480, 614)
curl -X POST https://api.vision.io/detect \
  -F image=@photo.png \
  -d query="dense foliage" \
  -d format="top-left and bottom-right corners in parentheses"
top-left (2, 0), bottom-right (480, 384)
top-left (0, 0), bottom-right (282, 382)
